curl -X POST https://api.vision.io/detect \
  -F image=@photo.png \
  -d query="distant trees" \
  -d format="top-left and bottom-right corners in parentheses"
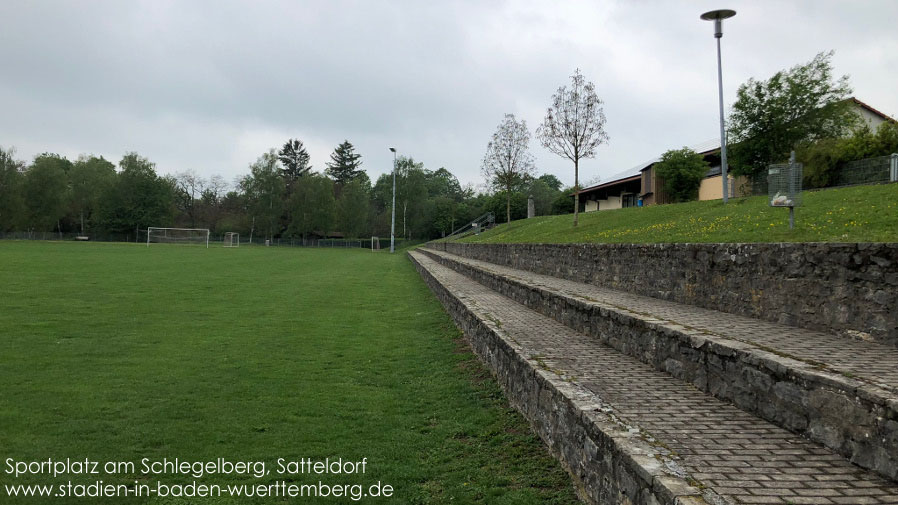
top-left (527, 177), bottom-right (560, 216)
top-left (24, 154), bottom-right (72, 233)
top-left (482, 114), bottom-right (535, 223)
top-left (199, 175), bottom-right (229, 231)
top-left (174, 170), bottom-right (204, 228)
top-left (70, 155), bottom-right (115, 233)
top-left (537, 68), bottom-right (609, 227)
top-left (326, 141), bottom-right (364, 186)
top-left (336, 179), bottom-right (370, 238)
top-left (287, 174), bottom-right (335, 239)
top-left (0, 135), bottom-right (570, 243)
top-left (654, 148), bottom-right (710, 202)
top-left (240, 150), bottom-right (285, 243)
top-left (98, 153), bottom-right (174, 234)
top-left (0, 147), bottom-right (25, 231)
top-left (728, 51), bottom-right (856, 176)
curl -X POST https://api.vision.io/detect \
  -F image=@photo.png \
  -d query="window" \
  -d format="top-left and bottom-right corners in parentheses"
top-left (622, 193), bottom-right (638, 208)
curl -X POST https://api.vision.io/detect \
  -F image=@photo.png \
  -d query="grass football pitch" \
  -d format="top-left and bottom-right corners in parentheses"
top-left (0, 241), bottom-right (578, 504)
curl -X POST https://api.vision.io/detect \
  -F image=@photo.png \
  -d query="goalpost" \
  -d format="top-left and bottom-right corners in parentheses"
top-left (146, 227), bottom-right (210, 248)
top-left (223, 232), bottom-right (239, 248)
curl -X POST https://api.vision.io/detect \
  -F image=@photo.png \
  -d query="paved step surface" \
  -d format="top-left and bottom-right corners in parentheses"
top-left (422, 248), bottom-right (898, 394)
top-left (411, 251), bottom-right (898, 505)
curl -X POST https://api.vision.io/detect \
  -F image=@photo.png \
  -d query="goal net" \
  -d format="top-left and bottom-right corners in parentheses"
top-left (147, 227), bottom-right (210, 248)
top-left (223, 232), bottom-right (239, 248)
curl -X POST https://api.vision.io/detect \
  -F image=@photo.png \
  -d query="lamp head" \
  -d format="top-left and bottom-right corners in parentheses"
top-left (389, 147), bottom-right (396, 153)
top-left (701, 9), bottom-right (735, 38)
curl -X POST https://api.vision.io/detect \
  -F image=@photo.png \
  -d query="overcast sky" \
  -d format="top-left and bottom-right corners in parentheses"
top-left (2, 0), bottom-right (896, 191)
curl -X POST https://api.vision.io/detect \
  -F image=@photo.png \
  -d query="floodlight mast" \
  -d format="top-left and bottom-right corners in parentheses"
top-left (389, 147), bottom-right (397, 253)
top-left (701, 9), bottom-right (736, 203)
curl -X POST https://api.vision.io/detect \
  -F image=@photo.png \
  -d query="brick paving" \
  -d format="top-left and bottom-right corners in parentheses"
top-left (424, 249), bottom-right (898, 393)
top-left (411, 251), bottom-right (898, 505)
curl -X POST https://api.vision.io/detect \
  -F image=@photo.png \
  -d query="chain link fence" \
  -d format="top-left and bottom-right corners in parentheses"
top-left (0, 232), bottom-right (423, 251)
top-left (834, 154), bottom-right (896, 187)
top-left (748, 153), bottom-right (898, 195)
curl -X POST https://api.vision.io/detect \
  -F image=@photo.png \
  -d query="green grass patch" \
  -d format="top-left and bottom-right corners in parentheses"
top-left (0, 242), bottom-right (578, 504)
top-left (457, 183), bottom-right (898, 244)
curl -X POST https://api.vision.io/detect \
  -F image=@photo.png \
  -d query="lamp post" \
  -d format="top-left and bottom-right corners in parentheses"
top-left (389, 147), bottom-right (397, 253)
top-left (701, 8), bottom-right (736, 204)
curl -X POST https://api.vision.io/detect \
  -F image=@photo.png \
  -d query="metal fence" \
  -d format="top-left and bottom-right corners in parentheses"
top-left (749, 153), bottom-right (898, 195)
top-left (834, 154), bottom-right (896, 187)
top-left (0, 232), bottom-right (421, 251)
top-left (246, 237), bottom-right (420, 249)
top-left (0, 231), bottom-right (137, 242)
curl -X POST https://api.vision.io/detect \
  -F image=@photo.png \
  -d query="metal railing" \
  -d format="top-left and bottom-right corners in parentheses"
top-left (446, 212), bottom-right (495, 240)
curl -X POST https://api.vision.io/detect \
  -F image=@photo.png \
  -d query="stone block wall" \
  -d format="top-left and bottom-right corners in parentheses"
top-left (428, 242), bottom-right (898, 348)
top-left (420, 248), bottom-right (898, 482)
top-left (411, 253), bottom-right (709, 505)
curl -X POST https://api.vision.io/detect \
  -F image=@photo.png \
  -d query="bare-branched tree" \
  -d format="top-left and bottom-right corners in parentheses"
top-left (481, 114), bottom-right (535, 224)
top-left (536, 69), bottom-right (609, 226)
top-left (175, 169), bottom-right (206, 228)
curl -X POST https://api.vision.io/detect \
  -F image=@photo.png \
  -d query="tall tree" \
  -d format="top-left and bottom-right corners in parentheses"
top-left (278, 138), bottom-right (312, 187)
top-left (482, 114), bottom-right (536, 224)
top-left (0, 146), bottom-right (26, 232)
top-left (240, 149), bottom-right (285, 242)
top-left (325, 140), bottom-right (363, 186)
top-left (336, 179), bottom-right (370, 238)
top-left (287, 174), bottom-right (334, 239)
top-left (395, 157), bottom-right (427, 239)
top-left (537, 68), bottom-right (609, 227)
top-left (174, 170), bottom-right (205, 228)
top-left (728, 51), bottom-right (855, 176)
top-left (24, 153), bottom-right (72, 232)
top-left (97, 152), bottom-right (174, 235)
top-left (428, 167), bottom-right (464, 201)
top-left (69, 155), bottom-right (116, 234)
top-left (537, 174), bottom-right (563, 191)
top-left (198, 175), bottom-right (229, 231)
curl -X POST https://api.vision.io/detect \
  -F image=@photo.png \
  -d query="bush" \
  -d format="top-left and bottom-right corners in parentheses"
top-left (798, 122), bottom-right (898, 188)
top-left (654, 148), bottom-right (709, 202)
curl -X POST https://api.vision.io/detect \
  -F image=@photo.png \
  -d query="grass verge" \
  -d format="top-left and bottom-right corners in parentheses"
top-left (456, 183), bottom-right (898, 244)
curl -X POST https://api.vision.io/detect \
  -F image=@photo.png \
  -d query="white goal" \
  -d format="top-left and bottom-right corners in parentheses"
top-left (223, 232), bottom-right (239, 248)
top-left (147, 227), bottom-right (210, 248)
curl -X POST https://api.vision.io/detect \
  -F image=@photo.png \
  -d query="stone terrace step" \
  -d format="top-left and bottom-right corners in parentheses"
top-left (419, 247), bottom-right (898, 483)
top-left (409, 250), bottom-right (898, 505)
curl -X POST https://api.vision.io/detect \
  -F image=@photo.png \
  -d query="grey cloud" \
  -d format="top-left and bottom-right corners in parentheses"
top-left (1, 0), bottom-right (896, 188)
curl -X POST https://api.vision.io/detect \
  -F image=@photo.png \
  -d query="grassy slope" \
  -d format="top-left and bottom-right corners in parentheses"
top-left (0, 242), bottom-right (578, 504)
top-left (458, 183), bottom-right (898, 244)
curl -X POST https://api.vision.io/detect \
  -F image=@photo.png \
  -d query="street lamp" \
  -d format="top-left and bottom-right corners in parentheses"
top-left (389, 147), bottom-right (397, 253)
top-left (701, 8), bottom-right (736, 203)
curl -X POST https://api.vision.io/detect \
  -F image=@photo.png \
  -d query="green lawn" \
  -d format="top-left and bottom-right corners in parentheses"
top-left (0, 242), bottom-right (578, 504)
top-left (458, 183), bottom-right (898, 244)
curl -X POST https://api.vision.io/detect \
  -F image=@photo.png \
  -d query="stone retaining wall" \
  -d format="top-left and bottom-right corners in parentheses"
top-left (428, 241), bottom-right (898, 348)
top-left (410, 252), bottom-right (708, 505)
top-left (421, 248), bottom-right (898, 482)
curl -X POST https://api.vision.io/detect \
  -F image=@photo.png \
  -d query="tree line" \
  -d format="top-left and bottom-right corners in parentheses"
top-left (0, 139), bottom-right (574, 241)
